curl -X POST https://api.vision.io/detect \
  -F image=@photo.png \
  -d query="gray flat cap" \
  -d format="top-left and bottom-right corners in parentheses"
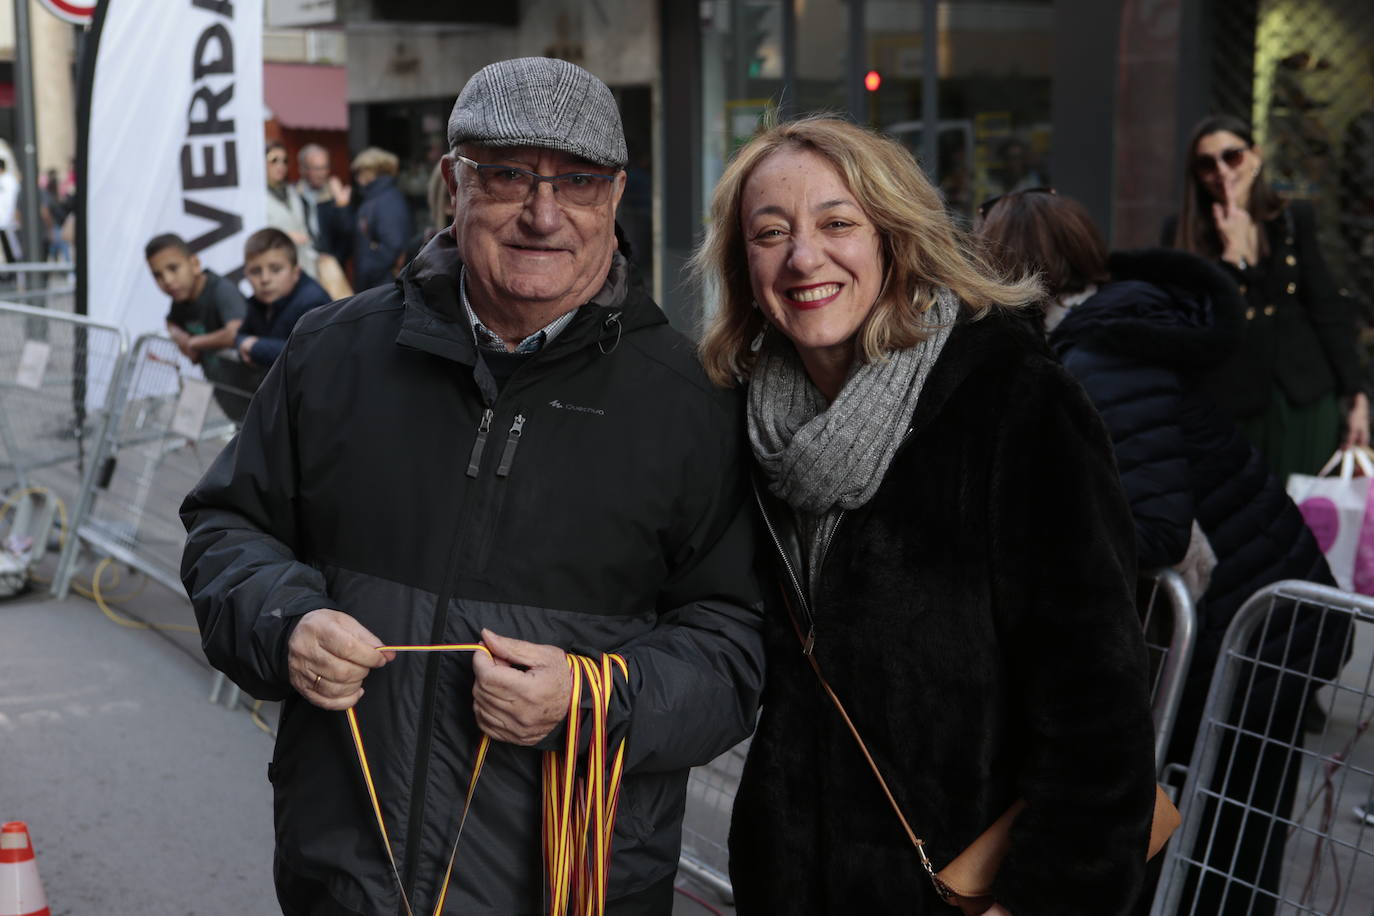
top-left (448, 57), bottom-right (627, 169)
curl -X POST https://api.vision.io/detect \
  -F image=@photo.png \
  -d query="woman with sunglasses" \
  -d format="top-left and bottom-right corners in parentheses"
top-left (981, 188), bottom-right (1347, 915)
top-left (697, 116), bottom-right (1158, 916)
top-left (1168, 115), bottom-right (1366, 479)
top-left (265, 141), bottom-right (321, 280)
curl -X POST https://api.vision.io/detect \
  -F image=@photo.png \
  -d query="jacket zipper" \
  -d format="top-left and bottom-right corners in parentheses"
top-left (466, 408), bottom-right (494, 478)
top-left (752, 482), bottom-right (818, 654)
top-left (495, 414), bottom-right (526, 478)
top-left (402, 404), bottom-right (497, 908)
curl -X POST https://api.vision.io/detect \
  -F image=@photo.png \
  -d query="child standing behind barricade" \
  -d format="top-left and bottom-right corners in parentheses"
top-left (146, 233), bottom-right (246, 365)
top-left (237, 228), bottom-right (331, 371)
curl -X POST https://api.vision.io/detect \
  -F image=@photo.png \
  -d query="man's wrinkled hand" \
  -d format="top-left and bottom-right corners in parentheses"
top-left (472, 629), bottom-right (571, 745)
top-left (287, 608), bottom-right (393, 710)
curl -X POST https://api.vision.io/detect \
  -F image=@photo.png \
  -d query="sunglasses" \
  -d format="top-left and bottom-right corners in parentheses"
top-left (1193, 146), bottom-right (1247, 176)
top-left (977, 186), bottom-right (1055, 219)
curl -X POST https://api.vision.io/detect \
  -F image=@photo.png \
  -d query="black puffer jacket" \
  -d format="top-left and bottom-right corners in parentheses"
top-left (180, 233), bottom-right (765, 914)
top-left (1049, 248), bottom-right (1342, 753)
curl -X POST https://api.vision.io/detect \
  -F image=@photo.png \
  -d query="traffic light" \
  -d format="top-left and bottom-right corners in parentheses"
top-left (743, 3), bottom-right (772, 79)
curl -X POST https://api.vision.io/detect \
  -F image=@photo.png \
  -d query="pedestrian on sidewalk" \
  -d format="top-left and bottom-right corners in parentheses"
top-left (180, 57), bottom-right (764, 916)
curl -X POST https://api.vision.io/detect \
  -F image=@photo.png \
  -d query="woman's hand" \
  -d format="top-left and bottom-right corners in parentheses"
top-left (1344, 392), bottom-right (1370, 448)
top-left (1211, 185), bottom-right (1258, 268)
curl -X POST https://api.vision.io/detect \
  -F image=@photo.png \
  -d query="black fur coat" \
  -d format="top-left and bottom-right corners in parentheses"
top-left (730, 310), bottom-right (1158, 915)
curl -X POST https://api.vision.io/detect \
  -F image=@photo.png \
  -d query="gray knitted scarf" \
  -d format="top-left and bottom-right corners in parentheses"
top-left (747, 289), bottom-right (960, 517)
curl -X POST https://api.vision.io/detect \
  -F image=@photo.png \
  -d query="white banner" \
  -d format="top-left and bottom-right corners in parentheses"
top-left (84, 0), bottom-right (264, 342)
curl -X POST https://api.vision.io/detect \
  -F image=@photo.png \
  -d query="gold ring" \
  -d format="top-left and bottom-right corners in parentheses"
top-left (313, 673), bottom-right (322, 690)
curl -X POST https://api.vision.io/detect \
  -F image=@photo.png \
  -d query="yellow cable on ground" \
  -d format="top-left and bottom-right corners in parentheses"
top-left (348, 644), bottom-right (629, 916)
top-left (88, 557), bottom-right (198, 633)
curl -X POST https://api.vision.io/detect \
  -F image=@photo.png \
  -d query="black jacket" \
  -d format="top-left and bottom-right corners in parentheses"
top-left (1049, 249), bottom-right (1343, 758)
top-left (180, 233), bottom-right (765, 915)
top-left (353, 174), bottom-right (413, 292)
top-left (730, 311), bottom-right (1157, 915)
top-left (1163, 200), bottom-right (1361, 415)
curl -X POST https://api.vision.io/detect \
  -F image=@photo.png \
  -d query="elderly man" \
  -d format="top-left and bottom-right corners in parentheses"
top-left (295, 143), bottom-right (351, 264)
top-left (180, 57), bottom-right (764, 916)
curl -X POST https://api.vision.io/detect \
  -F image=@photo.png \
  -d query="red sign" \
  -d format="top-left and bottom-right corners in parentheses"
top-left (38, 0), bottom-right (98, 25)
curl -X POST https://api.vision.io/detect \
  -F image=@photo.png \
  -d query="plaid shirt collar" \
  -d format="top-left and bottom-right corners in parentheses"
top-left (460, 266), bottom-right (578, 354)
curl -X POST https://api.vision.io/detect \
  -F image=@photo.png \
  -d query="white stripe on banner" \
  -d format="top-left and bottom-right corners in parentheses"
top-left (86, 0), bottom-right (265, 345)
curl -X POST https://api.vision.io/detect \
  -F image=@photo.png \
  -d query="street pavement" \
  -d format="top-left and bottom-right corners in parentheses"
top-left (1, 586), bottom-right (277, 914)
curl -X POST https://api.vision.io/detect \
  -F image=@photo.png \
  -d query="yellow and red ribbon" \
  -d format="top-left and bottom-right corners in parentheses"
top-left (345, 642), bottom-right (628, 916)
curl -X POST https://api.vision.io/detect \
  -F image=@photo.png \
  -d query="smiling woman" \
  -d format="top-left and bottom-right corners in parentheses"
top-left (696, 116), bottom-right (1161, 916)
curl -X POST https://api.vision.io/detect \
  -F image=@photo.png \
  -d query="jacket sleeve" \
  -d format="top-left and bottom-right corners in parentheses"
top-left (990, 365), bottom-right (1158, 916)
top-left (1292, 201), bottom-right (1362, 397)
top-left (596, 396), bottom-right (766, 775)
top-left (179, 337), bottom-right (332, 700)
top-left (248, 336), bottom-right (287, 366)
top-left (1064, 350), bottom-right (1194, 568)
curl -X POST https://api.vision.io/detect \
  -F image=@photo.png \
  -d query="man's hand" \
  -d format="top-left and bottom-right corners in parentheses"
top-left (330, 176), bottom-right (352, 208)
top-left (472, 629), bottom-right (572, 745)
top-left (287, 608), bottom-right (393, 710)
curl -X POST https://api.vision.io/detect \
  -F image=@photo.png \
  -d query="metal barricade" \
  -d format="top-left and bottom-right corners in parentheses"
top-left (1141, 569), bottom-right (1199, 775)
top-left (678, 737), bottom-right (748, 903)
top-left (52, 332), bottom-right (254, 595)
top-left (0, 300), bottom-right (126, 503)
top-left (1151, 580), bottom-right (1374, 916)
top-left (53, 333), bottom-right (258, 705)
top-left (0, 263), bottom-right (78, 313)
top-left (54, 332), bottom-right (255, 596)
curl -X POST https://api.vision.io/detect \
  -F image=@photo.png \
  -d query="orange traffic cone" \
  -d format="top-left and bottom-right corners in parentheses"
top-left (0, 823), bottom-right (49, 916)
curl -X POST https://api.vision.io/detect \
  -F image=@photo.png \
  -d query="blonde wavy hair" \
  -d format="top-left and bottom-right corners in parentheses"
top-left (694, 116), bottom-right (1042, 386)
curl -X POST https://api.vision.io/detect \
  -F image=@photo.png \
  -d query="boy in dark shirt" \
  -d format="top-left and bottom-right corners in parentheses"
top-left (237, 228), bottom-right (331, 369)
top-left (145, 233), bottom-right (247, 364)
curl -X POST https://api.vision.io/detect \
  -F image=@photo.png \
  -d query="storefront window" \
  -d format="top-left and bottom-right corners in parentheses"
top-left (865, 0), bottom-right (1054, 221)
top-left (699, 0), bottom-right (1055, 226)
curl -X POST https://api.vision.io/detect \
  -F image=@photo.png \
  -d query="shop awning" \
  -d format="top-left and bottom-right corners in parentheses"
top-left (264, 63), bottom-right (348, 131)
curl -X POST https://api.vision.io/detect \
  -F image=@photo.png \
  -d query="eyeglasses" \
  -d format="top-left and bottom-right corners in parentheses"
top-left (456, 155), bottom-right (618, 207)
top-left (267, 155), bottom-right (287, 165)
top-left (977, 186), bottom-right (1056, 219)
top-left (1193, 146), bottom-right (1248, 176)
